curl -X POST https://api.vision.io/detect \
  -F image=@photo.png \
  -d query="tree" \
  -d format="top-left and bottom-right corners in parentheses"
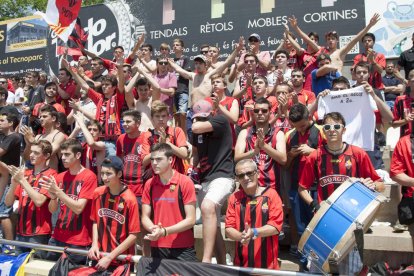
top-left (0, 0), bottom-right (105, 22)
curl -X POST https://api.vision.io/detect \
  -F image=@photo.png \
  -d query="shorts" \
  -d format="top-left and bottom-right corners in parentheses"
top-left (198, 177), bottom-right (235, 222)
top-left (46, 238), bottom-right (88, 264)
top-left (151, 247), bottom-right (198, 262)
top-left (0, 186), bottom-right (12, 219)
top-left (174, 93), bottom-right (189, 114)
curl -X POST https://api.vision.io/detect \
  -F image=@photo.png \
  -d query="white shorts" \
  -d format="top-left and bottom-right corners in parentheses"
top-left (198, 177), bottom-right (235, 223)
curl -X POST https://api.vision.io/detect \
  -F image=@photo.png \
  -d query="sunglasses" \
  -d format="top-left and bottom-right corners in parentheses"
top-left (323, 124), bottom-right (343, 131)
top-left (0, 81), bottom-right (6, 84)
top-left (253, 108), bottom-right (269, 114)
top-left (235, 170), bottom-right (257, 179)
top-left (201, 50), bottom-right (208, 54)
top-left (249, 39), bottom-right (259, 43)
top-left (158, 61), bottom-right (168, 65)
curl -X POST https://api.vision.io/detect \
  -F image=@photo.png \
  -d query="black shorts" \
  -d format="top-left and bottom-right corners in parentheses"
top-left (151, 247), bottom-right (198, 262)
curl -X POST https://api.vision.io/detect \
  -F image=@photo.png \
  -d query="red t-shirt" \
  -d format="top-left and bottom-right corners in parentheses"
top-left (390, 135), bottom-right (414, 198)
top-left (291, 89), bottom-right (316, 107)
top-left (245, 126), bottom-right (282, 191)
top-left (32, 102), bottom-right (66, 117)
top-left (353, 52), bottom-right (386, 90)
top-left (57, 80), bottom-right (77, 115)
top-left (88, 88), bottom-right (125, 141)
top-left (146, 127), bottom-right (187, 174)
top-left (14, 168), bottom-right (57, 236)
top-left (142, 171), bottom-right (196, 248)
top-left (90, 186), bottom-right (140, 255)
top-left (299, 143), bottom-right (381, 202)
top-left (225, 187), bottom-right (283, 269)
top-left (52, 168), bottom-right (97, 246)
top-left (81, 143), bottom-right (98, 175)
top-left (393, 95), bottom-right (413, 137)
top-left (116, 133), bottom-right (150, 196)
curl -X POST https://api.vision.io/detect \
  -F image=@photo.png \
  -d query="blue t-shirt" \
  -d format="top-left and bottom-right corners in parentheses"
top-left (311, 69), bottom-right (341, 96)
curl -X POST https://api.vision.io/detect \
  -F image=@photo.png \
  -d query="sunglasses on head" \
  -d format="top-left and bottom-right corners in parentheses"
top-left (253, 108), bottom-right (269, 114)
top-left (323, 124), bottom-right (343, 131)
top-left (235, 170), bottom-right (257, 179)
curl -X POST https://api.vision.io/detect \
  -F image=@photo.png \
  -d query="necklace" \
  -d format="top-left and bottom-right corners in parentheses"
top-left (326, 144), bottom-right (344, 155)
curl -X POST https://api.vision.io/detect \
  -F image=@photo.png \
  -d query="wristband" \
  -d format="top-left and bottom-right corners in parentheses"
top-left (163, 227), bottom-right (167, 237)
top-left (252, 228), bottom-right (259, 238)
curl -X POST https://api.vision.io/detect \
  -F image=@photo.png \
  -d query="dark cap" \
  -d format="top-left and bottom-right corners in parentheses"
top-left (248, 33), bottom-right (261, 41)
top-left (316, 53), bottom-right (331, 63)
top-left (102, 156), bottom-right (124, 171)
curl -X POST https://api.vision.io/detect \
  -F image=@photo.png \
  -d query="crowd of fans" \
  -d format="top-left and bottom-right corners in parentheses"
top-left (0, 12), bottom-right (413, 273)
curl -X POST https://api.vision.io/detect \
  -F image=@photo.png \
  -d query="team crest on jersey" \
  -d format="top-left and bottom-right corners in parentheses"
top-left (136, 145), bottom-right (142, 154)
top-left (262, 202), bottom-right (269, 213)
top-left (118, 202), bottom-right (124, 212)
top-left (170, 184), bottom-right (176, 192)
top-left (319, 175), bottom-right (350, 187)
top-left (198, 135), bottom-right (203, 144)
top-left (98, 208), bottom-right (125, 224)
top-left (345, 160), bottom-right (352, 170)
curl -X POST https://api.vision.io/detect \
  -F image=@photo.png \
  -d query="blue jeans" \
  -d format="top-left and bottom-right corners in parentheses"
top-left (15, 234), bottom-right (50, 259)
top-left (186, 109), bottom-right (194, 142)
top-left (386, 100), bottom-right (395, 111)
top-left (174, 93), bottom-right (189, 114)
top-left (46, 238), bottom-right (88, 264)
top-left (289, 190), bottom-right (316, 236)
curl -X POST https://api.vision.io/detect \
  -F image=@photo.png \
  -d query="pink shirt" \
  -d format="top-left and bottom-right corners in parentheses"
top-left (154, 72), bottom-right (178, 112)
top-left (240, 51), bottom-right (271, 77)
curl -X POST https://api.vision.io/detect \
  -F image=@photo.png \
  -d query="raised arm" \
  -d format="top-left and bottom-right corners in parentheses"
top-left (209, 36), bottom-right (245, 77)
top-left (288, 16), bottom-right (320, 53)
top-left (62, 59), bottom-right (90, 91)
top-left (168, 58), bottom-right (194, 80)
top-left (127, 33), bottom-right (145, 61)
top-left (339, 13), bottom-right (380, 59)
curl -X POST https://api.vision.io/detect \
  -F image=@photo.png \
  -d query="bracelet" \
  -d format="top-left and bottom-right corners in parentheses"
top-left (163, 227), bottom-right (167, 237)
top-left (252, 228), bottom-right (259, 238)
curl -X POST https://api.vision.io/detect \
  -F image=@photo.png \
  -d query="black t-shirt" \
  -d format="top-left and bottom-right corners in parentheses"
top-left (0, 132), bottom-right (21, 166)
top-left (192, 114), bottom-right (234, 182)
top-left (398, 47), bottom-right (414, 79)
top-left (174, 56), bottom-right (191, 94)
top-left (382, 75), bottom-right (402, 102)
top-left (28, 85), bottom-right (45, 110)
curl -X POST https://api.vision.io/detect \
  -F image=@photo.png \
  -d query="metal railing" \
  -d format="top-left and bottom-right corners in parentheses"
top-left (0, 239), bottom-right (319, 276)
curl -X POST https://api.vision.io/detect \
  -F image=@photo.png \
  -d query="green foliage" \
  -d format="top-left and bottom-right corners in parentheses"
top-left (0, 0), bottom-right (105, 22)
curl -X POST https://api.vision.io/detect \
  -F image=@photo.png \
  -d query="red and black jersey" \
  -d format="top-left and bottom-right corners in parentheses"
top-left (91, 186), bottom-right (140, 255)
top-left (14, 168), bottom-right (57, 236)
top-left (53, 169), bottom-right (97, 246)
top-left (245, 125), bottom-right (281, 192)
top-left (142, 171), bottom-right (196, 248)
top-left (57, 80), bottom-right (78, 115)
top-left (81, 143), bottom-right (98, 175)
top-left (390, 134), bottom-right (414, 198)
top-left (274, 117), bottom-right (292, 134)
top-left (393, 95), bottom-right (414, 137)
top-left (116, 132), bottom-right (150, 196)
top-left (146, 127), bottom-right (187, 174)
top-left (88, 88), bottom-right (125, 142)
top-left (286, 123), bottom-right (324, 191)
top-left (225, 187), bottom-right (283, 269)
top-left (299, 143), bottom-right (381, 202)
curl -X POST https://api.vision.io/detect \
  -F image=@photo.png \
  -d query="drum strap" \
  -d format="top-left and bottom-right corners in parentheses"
top-left (354, 226), bottom-right (364, 264)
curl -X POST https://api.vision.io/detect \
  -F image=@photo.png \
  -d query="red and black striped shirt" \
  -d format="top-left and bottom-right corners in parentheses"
top-left (225, 187), bottom-right (283, 269)
top-left (245, 125), bottom-right (282, 192)
top-left (116, 133), bottom-right (150, 196)
top-left (286, 123), bottom-right (324, 191)
top-left (14, 168), bottom-right (57, 236)
top-left (91, 186), bottom-right (140, 255)
top-left (299, 143), bottom-right (381, 202)
top-left (52, 168), bottom-right (97, 246)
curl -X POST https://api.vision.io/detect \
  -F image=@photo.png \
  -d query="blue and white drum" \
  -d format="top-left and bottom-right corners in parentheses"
top-left (298, 178), bottom-right (386, 273)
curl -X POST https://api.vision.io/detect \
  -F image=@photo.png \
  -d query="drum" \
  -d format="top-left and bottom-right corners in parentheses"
top-left (298, 178), bottom-right (386, 273)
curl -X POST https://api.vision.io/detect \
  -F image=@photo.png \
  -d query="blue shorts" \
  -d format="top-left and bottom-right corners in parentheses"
top-left (0, 186), bottom-right (12, 219)
top-left (174, 93), bottom-right (189, 114)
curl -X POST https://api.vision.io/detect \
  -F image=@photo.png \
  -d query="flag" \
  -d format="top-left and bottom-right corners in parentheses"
top-left (56, 17), bottom-right (89, 60)
top-left (35, 0), bottom-right (83, 42)
top-left (0, 251), bottom-right (34, 276)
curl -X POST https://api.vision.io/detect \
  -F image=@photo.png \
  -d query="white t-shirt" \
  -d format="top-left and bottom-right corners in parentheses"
top-left (317, 86), bottom-right (377, 151)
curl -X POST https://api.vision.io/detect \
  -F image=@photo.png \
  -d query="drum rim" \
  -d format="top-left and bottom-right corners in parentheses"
top-left (298, 178), bottom-right (385, 273)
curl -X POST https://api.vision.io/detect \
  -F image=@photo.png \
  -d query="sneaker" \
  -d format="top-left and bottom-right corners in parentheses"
top-left (393, 224), bottom-right (408, 232)
top-left (278, 231), bottom-right (285, 241)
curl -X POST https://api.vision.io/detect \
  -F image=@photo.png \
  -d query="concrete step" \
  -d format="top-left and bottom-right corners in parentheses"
top-left (363, 224), bottom-right (414, 268)
top-left (376, 182), bottom-right (401, 223)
